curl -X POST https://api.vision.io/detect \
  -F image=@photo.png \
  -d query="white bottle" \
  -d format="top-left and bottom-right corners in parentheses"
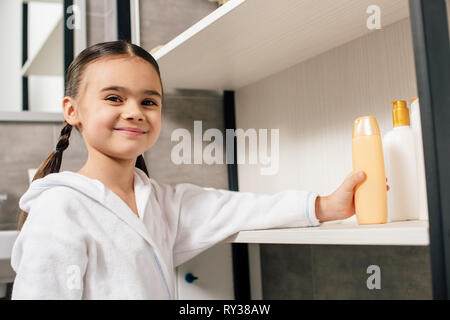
top-left (383, 100), bottom-right (420, 222)
top-left (409, 97), bottom-right (429, 220)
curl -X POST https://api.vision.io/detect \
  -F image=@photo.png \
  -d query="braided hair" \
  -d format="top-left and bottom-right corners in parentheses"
top-left (18, 40), bottom-right (163, 230)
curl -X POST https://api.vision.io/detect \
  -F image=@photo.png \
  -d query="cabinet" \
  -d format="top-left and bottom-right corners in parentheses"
top-left (151, 0), bottom-right (450, 299)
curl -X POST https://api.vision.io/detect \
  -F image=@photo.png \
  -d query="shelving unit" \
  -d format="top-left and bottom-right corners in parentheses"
top-left (153, 0), bottom-right (429, 247)
top-left (150, 0), bottom-right (450, 299)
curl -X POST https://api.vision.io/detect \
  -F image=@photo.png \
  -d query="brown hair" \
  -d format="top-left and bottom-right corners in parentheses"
top-left (18, 40), bottom-right (163, 230)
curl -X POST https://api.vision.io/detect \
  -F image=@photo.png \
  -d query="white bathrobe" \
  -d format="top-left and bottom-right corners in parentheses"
top-left (11, 167), bottom-right (320, 299)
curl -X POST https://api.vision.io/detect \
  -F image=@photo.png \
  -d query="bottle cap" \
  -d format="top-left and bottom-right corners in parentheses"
top-left (352, 115), bottom-right (380, 138)
top-left (391, 100), bottom-right (410, 127)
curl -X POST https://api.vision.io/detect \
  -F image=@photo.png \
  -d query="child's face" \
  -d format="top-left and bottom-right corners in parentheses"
top-left (65, 55), bottom-right (163, 161)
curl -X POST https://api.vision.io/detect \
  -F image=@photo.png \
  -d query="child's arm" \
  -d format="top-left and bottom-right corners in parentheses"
top-left (169, 185), bottom-right (317, 266)
top-left (11, 188), bottom-right (89, 300)
top-left (152, 171), bottom-right (366, 267)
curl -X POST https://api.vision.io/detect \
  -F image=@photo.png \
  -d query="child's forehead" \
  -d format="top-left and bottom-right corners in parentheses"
top-left (81, 56), bottom-right (161, 92)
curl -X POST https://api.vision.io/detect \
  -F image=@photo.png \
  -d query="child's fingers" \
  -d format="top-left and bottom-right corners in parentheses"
top-left (344, 171), bottom-right (366, 191)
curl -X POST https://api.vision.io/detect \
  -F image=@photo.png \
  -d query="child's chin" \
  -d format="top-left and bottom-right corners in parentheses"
top-left (109, 150), bottom-right (145, 161)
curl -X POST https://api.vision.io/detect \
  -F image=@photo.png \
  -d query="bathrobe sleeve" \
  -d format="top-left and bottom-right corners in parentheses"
top-left (151, 180), bottom-right (320, 267)
top-left (11, 188), bottom-right (89, 300)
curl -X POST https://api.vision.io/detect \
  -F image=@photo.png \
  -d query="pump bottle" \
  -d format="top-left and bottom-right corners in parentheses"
top-left (383, 100), bottom-right (420, 221)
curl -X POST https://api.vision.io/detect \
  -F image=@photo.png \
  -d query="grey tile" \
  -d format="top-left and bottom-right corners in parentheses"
top-left (311, 245), bottom-right (432, 300)
top-left (145, 91), bottom-right (229, 189)
top-left (259, 244), bottom-right (314, 299)
top-left (0, 122), bottom-right (55, 229)
top-left (0, 123), bottom-right (54, 166)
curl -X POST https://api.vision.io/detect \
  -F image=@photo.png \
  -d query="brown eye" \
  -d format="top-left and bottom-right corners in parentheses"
top-left (142, 100), bottom-right (157, 106)
top-left (106, 96), bottom-right (122, 103)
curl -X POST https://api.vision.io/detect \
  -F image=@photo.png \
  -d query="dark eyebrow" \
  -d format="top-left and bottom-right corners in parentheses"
top-left (100, 86), bottom-right (162, 98)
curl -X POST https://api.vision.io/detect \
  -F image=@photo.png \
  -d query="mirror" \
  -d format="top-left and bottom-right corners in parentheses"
top-left (0, 0), bottom-right (87, 121)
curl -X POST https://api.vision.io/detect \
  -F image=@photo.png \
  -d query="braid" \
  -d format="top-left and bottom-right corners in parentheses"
top-left (33, 121), bottom-right (73, 180)
top-left (18, 121), bottom-right (73, 230)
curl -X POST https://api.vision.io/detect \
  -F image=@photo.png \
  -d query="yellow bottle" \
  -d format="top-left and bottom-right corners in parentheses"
top-left (352, 116), bottom-right (388, 224)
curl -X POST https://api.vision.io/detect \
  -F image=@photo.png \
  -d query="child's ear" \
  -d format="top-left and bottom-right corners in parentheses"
top-left (62, 96), bottom-right (81, 127)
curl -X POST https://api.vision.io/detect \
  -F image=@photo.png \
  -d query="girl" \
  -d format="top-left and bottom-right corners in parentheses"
top-left (11, 40), bottom-right (368, 300)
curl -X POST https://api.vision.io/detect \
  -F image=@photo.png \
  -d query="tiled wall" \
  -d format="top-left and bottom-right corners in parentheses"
top-left (260, 244), bottom-right (432, 299)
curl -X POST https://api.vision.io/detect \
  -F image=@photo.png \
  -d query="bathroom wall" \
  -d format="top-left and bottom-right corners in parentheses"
top-left (235, 17), bottom-right (433, 299)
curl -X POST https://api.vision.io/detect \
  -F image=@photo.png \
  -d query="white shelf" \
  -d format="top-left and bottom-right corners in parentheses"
top-left (225, 220), bottom-right (429, 246)
top-left (21, 10), bottom-right (63, 76)
top-left (0, 111), bottom-right (64, 122)
top-left (23, 0), bottom-right (62, 3)
top-left (154, 0), bottom-right (409, 91)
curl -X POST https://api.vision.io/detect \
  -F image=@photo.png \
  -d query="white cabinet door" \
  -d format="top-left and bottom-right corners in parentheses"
top-left (176, 243), bottom-right (234, 300)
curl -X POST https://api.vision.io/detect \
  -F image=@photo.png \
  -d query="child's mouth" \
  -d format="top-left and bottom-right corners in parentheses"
top-left (114, 127), bottom-right (147, 136)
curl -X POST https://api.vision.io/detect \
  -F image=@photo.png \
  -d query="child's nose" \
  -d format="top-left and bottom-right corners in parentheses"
top-left (122, 102), bottom-right (144, 121)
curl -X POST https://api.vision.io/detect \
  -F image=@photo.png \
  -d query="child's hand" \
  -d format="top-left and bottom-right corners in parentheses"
top-left (315, 171), bottom-right (389, 223)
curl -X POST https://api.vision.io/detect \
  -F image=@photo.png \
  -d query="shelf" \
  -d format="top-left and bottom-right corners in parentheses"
top-left (153, 0), bottom-right (409, 91)
top-left (225, 220), bottom-right (429, 246)
top-left (0, 111), bottom-right (64, 122)
top-left (22, 0), bottom-right (62, 3)
top-left (21, 10), bottom-right (63, 76)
